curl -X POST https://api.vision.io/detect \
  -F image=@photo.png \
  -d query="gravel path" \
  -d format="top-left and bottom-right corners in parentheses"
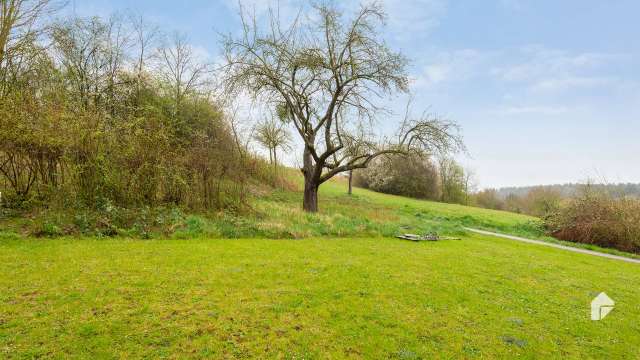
top-left (465, 227), bottom-right (640, 265)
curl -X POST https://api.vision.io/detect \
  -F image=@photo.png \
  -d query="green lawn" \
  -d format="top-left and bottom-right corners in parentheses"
top-left (1, 234), bottom-right (639, 358)
top-left (2, 177), bottom-right (639, 358)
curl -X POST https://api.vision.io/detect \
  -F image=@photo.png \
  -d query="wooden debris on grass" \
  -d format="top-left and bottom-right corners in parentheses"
top-left (396, 232), bottom-right (461, 241)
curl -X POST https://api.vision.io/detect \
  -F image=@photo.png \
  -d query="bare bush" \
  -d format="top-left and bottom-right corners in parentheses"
top-left (545, 185), bottom-right (640, 253)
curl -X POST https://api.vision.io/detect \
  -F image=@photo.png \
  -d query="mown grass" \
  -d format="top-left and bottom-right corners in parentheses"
top-left (2, 173), bottom-right (640, 358)
top-left (1, 234), bottom-right (639, 358)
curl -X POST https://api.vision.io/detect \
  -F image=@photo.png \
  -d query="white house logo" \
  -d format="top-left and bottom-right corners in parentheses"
top-left (591, 292), bottom-right (614, 320)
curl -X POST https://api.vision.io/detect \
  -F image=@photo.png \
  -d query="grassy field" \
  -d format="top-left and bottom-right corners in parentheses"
top-left (251, 176), bottom-right (544, 239)
top-left (2, 177), bottom-right (639, 358)
top-left (2, 235), bottom-right (639, 358)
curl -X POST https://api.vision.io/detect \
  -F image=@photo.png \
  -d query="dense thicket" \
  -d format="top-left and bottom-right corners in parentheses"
top-left (0, 8), bottom-right (247, 211)
top-left (545, 186), bottom-right (640, 254)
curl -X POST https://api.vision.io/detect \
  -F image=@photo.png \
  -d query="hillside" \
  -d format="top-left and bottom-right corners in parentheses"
top-left (2, 174), bottom-right (640, 358)
top-left (1, 170), bottom-right (541, 241)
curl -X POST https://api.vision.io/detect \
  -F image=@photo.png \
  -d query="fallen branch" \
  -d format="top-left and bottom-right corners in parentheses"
top-left (396, 233), bottom-right (461, 242)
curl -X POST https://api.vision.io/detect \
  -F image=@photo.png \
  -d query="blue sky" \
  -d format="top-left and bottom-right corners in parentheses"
top-left (66, 0), bottom-right (640, 188)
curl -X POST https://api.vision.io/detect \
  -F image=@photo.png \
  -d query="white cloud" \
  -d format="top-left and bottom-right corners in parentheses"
top-left (422, 63), bottom-right (451, 84)
top-left (491, 46), bottom-right (625, 92)
top-left (530, 76), bottom-right (613, 93)
top-left (380, 0), bottom-right (447, 40)
top-left (410, 45), bottom-right (624, 94)
top-left (190, 45), bottom-right (214, 63)
top-left (494, 105), bottom-right (570, 116)
top-left (412, 49), bottom-right (493, 88)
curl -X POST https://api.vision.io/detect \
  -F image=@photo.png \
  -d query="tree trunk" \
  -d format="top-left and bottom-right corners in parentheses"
top-left (303, 179), bottom-right (318, 212)
top-left (348, 170), bottom-right (353, 195)
top-left (302, 145), bottom-right (319, 212)
top-left (273, 148), bottom-right (278, 175)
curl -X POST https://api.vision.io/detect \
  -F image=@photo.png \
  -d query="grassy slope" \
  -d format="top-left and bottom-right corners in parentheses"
top-left (245, 174), bottom-right (543, 239)
top-left (250, 175), bottom-right (639, 259)
top-left (0, 174), bottom-right (541, 241)
top-left (1, 176), bottom-right (640, 358)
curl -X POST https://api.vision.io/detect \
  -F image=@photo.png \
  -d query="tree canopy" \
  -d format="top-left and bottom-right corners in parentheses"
top-left (222, 3), bottom-right (464, 212)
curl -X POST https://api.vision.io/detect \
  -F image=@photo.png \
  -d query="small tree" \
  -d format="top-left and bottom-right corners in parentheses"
top-left (158, 32), bottom-right (210, 114)
top-left (253, 117), bottom-right (292, 174)
top-left (438, 156), bottom-right (468, 204)
top-left (222, 3), bottom-right (463, 212)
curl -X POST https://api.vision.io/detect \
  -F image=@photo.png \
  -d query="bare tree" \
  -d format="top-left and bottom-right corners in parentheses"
top-left (253, 117), bottom-right (291, 174)
top-left (52, 17), bottom-right (118, 109)
top-left (437, 156), bottom-right (469, 204)
top-left (126, 13), bottom-right (159, 109)
top-left (129, 13), bottom-right (158, 78)
top-left (158, 32), bottom-right (209, 113)
top-left (103, 14), bottom-right (132, 116)
top-left (0, 0), bottom-right (60, 96)
top-left (222, 3), bottom-right (464, 211)
top-left (0, 0), bottom-right (55, 63)
top-left (463, 167), bottom-right (476, 205)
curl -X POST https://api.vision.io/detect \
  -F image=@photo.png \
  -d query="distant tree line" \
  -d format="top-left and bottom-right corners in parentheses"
top-left (495, 183), bottom-right (640, 200)
top-left (473, 183), bottom-right (640, 217)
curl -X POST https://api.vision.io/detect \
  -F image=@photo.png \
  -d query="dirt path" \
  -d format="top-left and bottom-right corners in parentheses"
top-left (465, 227), bottom-right (640, 265)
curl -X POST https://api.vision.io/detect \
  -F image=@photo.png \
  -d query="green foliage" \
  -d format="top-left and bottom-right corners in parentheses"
top-left (1, 169), bottom-right (547, 241)
top-left (0, 15), bottom-right (249, 214)
top-left (0, 230), bottom-right (20, 240)
top-left (172, 215), bottom-right (220, 239)
top-left (38, 222), bottom-right (63, 237)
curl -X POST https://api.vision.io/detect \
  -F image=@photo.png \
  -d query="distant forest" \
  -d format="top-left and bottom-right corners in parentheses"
top-left (495, 183), bottom-right (640, 199)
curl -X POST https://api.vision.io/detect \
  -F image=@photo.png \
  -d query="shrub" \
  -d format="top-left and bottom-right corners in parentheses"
top-left (38, 221), bottom-right (63, 237)
top-left (545, 185), bottom-right (640, 253)
top-left (354, 154), bottom-right (440, 200)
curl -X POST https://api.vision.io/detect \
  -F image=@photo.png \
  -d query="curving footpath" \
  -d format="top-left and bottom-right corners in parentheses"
top-left (465, 227), bottom-right (640, 265)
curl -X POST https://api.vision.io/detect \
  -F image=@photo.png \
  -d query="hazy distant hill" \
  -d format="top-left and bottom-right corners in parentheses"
top-left (495, 183), bottom-right (640, 199)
